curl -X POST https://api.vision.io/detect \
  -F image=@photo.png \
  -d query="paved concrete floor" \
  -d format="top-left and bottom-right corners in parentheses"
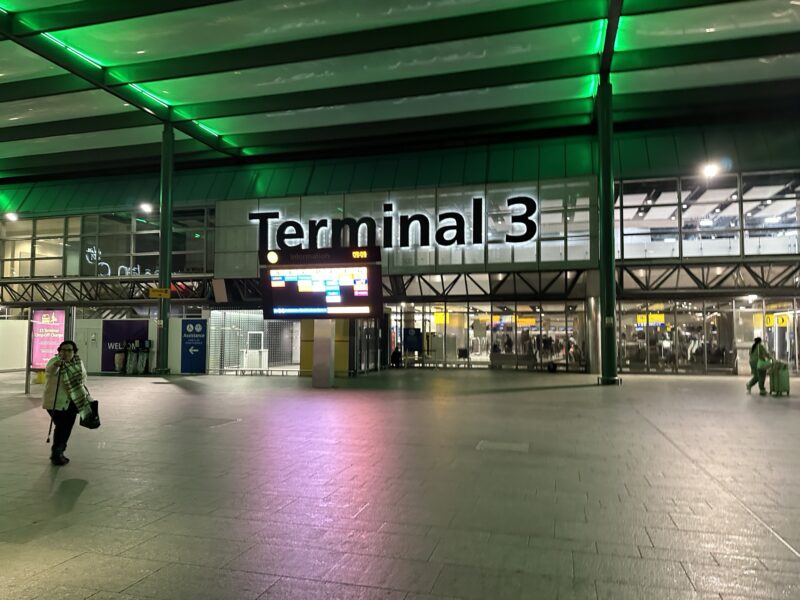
top-left (0, 369), bottom-right (799, 600)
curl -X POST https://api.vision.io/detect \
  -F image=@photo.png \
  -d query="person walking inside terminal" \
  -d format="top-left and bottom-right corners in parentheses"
top-left (42, 341), bottom-right (95, 465)
top-left (746, 337), bottom-right (772, 396)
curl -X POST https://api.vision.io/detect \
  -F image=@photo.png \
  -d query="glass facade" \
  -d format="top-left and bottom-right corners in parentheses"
top-left (619, 171), bottom-right (800, 260)
top-left (386, 300), bottom-right (586, 371)
top-left (617, 297), bottom-right (800, 375)
top-left (0, 209), bottom-right (215, 278)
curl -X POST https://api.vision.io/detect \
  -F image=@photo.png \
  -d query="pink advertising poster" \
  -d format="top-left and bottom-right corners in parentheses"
top-left (31, 309), bottom-right (66, 369)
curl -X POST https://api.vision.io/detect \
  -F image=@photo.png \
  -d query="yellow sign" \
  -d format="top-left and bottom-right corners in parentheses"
top-left (433, 312), bottom-right (450, 325)
top-left (517, 316), bottom-right (538, 327)
top-left (755, 313), bottom-right (791, 328)
top-left (148, 287), bottom-right (171, 299)
top-left (636, 313), bottom-right (665, 326)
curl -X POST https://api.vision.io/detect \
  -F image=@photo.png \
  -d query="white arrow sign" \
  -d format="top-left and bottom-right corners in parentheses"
top-left (188, 346), bottom-right (198, 355)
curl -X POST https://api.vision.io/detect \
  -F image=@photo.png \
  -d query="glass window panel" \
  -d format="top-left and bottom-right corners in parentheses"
top-left (343, 192), bottom-right (387, 249)
top-left (34, 258), bottom-right (62, 277)
top-left (706, 300), bottom-right (736, 372)
top-left (622, 179), bottom-right (678, 206)
top-left (0, 219), bottom-right (32, 238)
top-left (81, 215), bottom-right (98, 234)
top-left (65, 238), bottom-right (80, 276)
top-left (67, 217), bottom-right (81, 236)
top-left (743, 229), bottom-right (799, 255)
top-left (567, 236), bottom-right (591, 261)
top-left (80, 237), bottom-right (98, 276)
top-left (299, 194), bottom-right (344, 248)
top-left (173, 209), bottom-right (206, 230)
top-left (742, 171), bottom-right (800, 200)
top-left (385, 189), bottom-right (435, 271)
top-left (99, 213), bottom-right (132, 234)
top-left (35, 218), bottom-right (64, 237)
top-left (206, 231), bottom-right (214, 264)
top-left (96, 234), bottom-right (131, 255)
top-left (743, 199), bottom-right (798, 228)
top-left (135, 215), bottom-right (160, 232)
top-left (131, 255), bottom-right (159, 276)
top-left (682, 231), bottom-right (740, 257)
top-left (618, 301), bottom-right (648, 372)
top-left (567, 180), bottom-right (593, 209)
top-left (540, 239), bottom-right (565, 262)
top-left (540, 211), bottom-right (564, 238)
top-left (539, 181), bottom-right (566, 211)
top-left (487, 182), bottom-right (535, 266)
top-left (34, 237), bottom-right (63, 258)
top-left (172, 230), bottom-right (206, 254)
top-left (134, 233), bottom-right (160, 253)
top-left (566, 210), bottom-right (590, 236)
top-left (437, 186), bottom-right (488, 267)
top-left (624, 233), bottom-right (679, 259)
top-left (2, 260), bottom-right (30, 277)
top-left (680, 175), bottom-right (737, 230)
top-left (172, 252), bottom-right (205, 274)
top-left (2, 238), bottom-right (31, 260)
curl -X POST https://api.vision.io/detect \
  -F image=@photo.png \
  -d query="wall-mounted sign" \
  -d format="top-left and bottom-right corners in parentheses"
top-left (31, 309), bottom-right (66, 369)
top-left (148, 287), bottom-right (171, 299)
top-left (755, 313), bottom-right (791, 328)
top-left (636, 313), bottom-right (666, 326)
top-left (249, 195), bottom-right (537, 251)
top-left (101, 320), bottom-right (148, 372)
top-left (181, 319), bottom-right (207, 373)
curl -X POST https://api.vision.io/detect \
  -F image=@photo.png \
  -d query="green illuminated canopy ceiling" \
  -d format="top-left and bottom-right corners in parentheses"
top-left (0, 0), bottom-right (798, 178)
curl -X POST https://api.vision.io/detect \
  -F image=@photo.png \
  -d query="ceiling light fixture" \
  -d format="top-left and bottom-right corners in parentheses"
top-left (140, 203), bottom-right (153, 213)
top-left (702, 162), bottom-right (720, 178)
top-left (5, 212), bottom-right (18, 221)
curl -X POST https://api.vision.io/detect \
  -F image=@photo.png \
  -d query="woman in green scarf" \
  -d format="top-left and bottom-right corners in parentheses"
top-left (42, 340), bottom-right (93, 465)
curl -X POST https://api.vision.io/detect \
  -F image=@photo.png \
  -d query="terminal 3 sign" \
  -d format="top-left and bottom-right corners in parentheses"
top-left (249, 195), bottom-right (538, 251)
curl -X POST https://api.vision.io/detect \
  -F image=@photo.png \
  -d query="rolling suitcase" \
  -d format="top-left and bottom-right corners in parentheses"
top-left (769, 361), bottom-right (790, 396)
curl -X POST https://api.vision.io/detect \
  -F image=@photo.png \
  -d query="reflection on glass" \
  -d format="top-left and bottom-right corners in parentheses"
top-left (618, 302), bottom-right (648, 372)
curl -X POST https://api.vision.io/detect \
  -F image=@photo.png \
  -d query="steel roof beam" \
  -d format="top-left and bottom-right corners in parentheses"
top-left (0, 73), bottom-right (92, 102)
top-left (0, 16), bottom-right (241, 157)
top-left (8, 0), bottom-right (239, 36)
top-left (228, 99), bottom-right (594, 147)
top-left (0, 139), bottom-right (221, 179)
top-left (613, 32), bottom-right (800, 71)
top-left (107, 1), bottom-right (607, 84)
top-left (622, 0), bottom-right (748, 15)
top-left (174, 56), bottom-right (600, 122)
top-left (0, 111), bottom-right (157, 143)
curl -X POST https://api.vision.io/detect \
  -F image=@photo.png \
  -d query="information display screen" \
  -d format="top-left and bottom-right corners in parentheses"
top-left (260, 247), bottom-right (382, 319)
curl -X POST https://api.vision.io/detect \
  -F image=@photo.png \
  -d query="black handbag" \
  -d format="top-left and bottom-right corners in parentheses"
top-left (79, 389), bottom-right (101, 430)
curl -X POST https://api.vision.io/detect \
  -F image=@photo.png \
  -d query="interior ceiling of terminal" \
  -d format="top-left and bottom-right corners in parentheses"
top-left (0, 0), bottom-right (798, 179)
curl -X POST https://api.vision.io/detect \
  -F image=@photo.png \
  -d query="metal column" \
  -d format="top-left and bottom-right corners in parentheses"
top-left (597, 75), bottom-right (619, 384)
top-left (155, 123), bottom-right (174, 374)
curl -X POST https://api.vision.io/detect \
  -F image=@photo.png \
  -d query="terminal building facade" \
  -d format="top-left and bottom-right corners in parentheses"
top-left (0, 1), bottom-right (799, 377)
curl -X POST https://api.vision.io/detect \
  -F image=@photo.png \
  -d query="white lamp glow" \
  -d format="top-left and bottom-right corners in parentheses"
top-left (702, 163), bottom-right (720, 178)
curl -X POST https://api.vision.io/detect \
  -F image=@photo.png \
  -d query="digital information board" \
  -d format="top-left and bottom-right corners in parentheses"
top-left (260, 247), bottom-right (382, 319)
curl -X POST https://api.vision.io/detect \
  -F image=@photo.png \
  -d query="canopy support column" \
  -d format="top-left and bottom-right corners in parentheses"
top-left (155, 123), bottom-right (174, 374)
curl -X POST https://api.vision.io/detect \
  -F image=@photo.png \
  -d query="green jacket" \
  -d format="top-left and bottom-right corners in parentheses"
top-left (749, 343), bottom-right (770, 370)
